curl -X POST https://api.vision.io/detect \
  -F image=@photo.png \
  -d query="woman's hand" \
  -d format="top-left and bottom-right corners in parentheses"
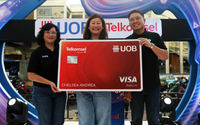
top-left (49, 82), bottom-right (60, 93)
top-left (114, 91), bottom-right (121, 94)
top-left (68, 91), bottom-right (75, 93)
top-left (28, 72), bottom-right (61, 93)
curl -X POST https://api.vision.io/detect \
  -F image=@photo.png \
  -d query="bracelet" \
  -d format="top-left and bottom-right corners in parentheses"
top-left (150, 43), bottom-right (155, 49)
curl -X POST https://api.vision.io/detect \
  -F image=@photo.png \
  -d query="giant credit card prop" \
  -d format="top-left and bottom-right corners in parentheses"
top-left (58, 40), bottom-right (142, 91)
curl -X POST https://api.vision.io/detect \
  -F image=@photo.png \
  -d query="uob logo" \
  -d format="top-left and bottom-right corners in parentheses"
top-left (112, 45), bottom-right (137, 52)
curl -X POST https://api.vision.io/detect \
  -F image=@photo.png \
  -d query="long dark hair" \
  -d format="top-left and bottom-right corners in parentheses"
top-left (36, 23), bottom-right (60, 47)
top-left (83, 14), bottom-right (108, 39)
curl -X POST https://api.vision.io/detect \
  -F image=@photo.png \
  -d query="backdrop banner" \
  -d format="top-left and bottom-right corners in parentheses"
top-left (35, 18), bottom-right (162, 39)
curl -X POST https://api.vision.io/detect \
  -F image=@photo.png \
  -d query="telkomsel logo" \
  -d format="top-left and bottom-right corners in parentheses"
top-left (112, 45), bottom-right (137, 53)
top-left (66, 47), bottom-right (87, 53)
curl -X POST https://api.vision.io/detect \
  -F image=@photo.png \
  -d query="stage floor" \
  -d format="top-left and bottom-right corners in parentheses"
top-left (64, 121), bottom-right (148, 125)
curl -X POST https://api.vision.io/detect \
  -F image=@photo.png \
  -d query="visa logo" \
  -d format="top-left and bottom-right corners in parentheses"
top-left (113, 45), bottom-right (137, 52)
top-left (119, 76), bottom-right (137, 83)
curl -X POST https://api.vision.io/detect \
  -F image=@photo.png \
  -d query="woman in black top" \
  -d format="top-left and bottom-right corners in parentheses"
top-left (28, 23), bottom-right (66, 125)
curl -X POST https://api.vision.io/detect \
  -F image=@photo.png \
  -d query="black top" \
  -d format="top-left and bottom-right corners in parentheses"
top-left (126, 30), bottom-right (167, 89)
top-left (27, 46), bottom-right (59, 87)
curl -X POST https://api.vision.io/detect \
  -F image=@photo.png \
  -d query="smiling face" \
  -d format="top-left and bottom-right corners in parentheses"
top-left (129, 12), bottom-right (145, 34)
top-left (88, 17), bottom-right (103, 38)
top-left (43, 27), bottom-right (57, 45)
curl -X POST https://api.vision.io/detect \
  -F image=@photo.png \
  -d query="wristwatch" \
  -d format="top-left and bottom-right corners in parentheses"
top-left (150, 43), bottom-right (155, 49)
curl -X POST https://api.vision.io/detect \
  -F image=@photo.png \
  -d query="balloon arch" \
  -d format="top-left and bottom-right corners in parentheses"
top-left (0, 0), bottom-right (200, 125)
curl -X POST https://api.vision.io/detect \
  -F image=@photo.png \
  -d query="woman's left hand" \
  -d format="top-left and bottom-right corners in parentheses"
top-left (50, 82), bottom-right (60, 93)
top-left (68, 91), bottom-right (75, 93)
top-left (114, 91), bottom-right (121, 94)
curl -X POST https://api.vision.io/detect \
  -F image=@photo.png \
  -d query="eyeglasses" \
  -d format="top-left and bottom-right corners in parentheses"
top-left (45, 31), bottom-right (57, 35)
